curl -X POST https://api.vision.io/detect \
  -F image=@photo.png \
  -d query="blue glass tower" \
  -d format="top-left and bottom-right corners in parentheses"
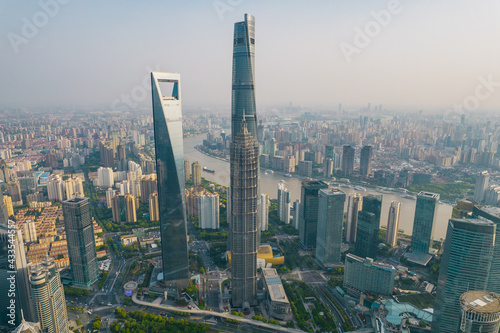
top-left (411, 192), bottom-right (439, 253)
top-left (432, 218), bottom-right (496, 333)
top-left (354, 194), bottom-right (382, 259)
top-left (151, 72), bottom-right (189, 284)
top-left (231, 13), bottom-right (257, 140)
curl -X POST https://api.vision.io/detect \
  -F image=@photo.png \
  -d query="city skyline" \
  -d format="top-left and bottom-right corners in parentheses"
top-left (1, 1), bottom-right (500, 112)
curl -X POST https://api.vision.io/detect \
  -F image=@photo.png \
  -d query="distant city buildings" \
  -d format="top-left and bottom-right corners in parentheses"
top-left (316, 188), bottom-right (345, 266)
top-left (475, 171), bottom-right (490, 203)
top-left (411, 192), bottom-right (439, 254)
top-left (359, 145), bottom-right (373, 177)
top-left (111, 194), bottom-right (137, 223)
top-left (344, 254), bottom-right (395, 297)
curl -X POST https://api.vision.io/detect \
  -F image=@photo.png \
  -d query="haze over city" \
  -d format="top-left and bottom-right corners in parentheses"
top-left (1, 0), bottom-right (500, 112)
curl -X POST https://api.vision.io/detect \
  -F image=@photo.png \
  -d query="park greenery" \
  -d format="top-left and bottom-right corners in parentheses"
top-left (64, 286), bottom-right (90, 297)
top-left (407, 182), bottom-right (473, 201)
top-left (110, 310), bottom-right (207, 333)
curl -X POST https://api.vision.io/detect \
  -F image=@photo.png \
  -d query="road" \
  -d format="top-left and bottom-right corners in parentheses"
top-left (131, 292), bottom-right (304, 333)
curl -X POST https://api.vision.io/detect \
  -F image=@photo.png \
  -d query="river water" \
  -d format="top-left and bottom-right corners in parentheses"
top-left (183, 135), bottom-right (452, 240)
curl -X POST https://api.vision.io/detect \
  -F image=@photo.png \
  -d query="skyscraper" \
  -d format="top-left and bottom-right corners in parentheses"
top-left (277, 181), bottom-right (291, 224)
top-left (293, 200), bottom-right (300, 230)
top-left (259, 193), bottom-right (269, 231)
top-left (0, 196), bottom-right (8, 226)
top-left (341, 145), bottom-right (355, 177)
top-left (411, 192), bottom-right (439, 253)
top-left (475, 171), bottom-right (490, 203)
top-left (199, 193), bottom-right (220, 230)
top-left (298, 180), bottom-right (329, 249)
top-left (3, 195), bottom-right (14, 217)
top-left (7, 181), bottom-right (22, 204)
top-left (148, 192), bottom-right (159, 222)
top-left (386, 201), bottom-right (401, 247)
top-left (184, 159), bottom-right (190, 182)
top-left (432, 218), bottom-right (496, 333)
top-left (151, 71), bottom-right (189, 285)
top-left (192, 162), bottom-right (201, 186)
top-left (62, 197), bottom-right (99, 287)
top-left (316, 188), bottom-right (346, 265)
top-left (459, 291), bottom-right (500, 333)
top-left (30, 258), bottom-right (69, 333)
top-left (0, 224), bottom-right (34, 327)
top-left (359, 145), bottom-right (373, 177)
top-left (354, 194), bottom-right (382, 259)
top-left (346, 193), bottom-right (362, 243)
top-left (230, 121), bottom-right (259, 308)
top-left (231, 13), bottom-right (257, 140)
top-left (47, 175), bottom-right (64, 202)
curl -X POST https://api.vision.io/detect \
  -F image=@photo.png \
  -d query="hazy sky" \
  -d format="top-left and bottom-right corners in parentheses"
top-left (1, 0), bottom-right (500, 112)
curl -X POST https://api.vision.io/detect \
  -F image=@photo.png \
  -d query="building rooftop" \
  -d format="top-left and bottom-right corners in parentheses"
top-left (461, 291), bottom-right (500, 314)
top-left (417, 191), bottom-right (440, 199)
top-left (480, 205), bottom-right (500, 217)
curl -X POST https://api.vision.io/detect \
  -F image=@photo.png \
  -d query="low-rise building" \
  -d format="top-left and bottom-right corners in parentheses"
top-left (261, 268), bottom-right (292, 320)
top-left (121, 234), bottom-right (138, 246)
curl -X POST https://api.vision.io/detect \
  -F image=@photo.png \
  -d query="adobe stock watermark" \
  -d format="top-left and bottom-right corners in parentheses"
top-left (6, 219), bottom-right (18, 327)
top-left (454, 75), bottom-right (499, 112)
top-left (111, 66), bottom-right (160, 110)
top-left (340, 0), bottom-right (407, 63)
top-left (7, 0), bottom-right (70, 54)
top-left (213, 0), bottom-right (243, 21)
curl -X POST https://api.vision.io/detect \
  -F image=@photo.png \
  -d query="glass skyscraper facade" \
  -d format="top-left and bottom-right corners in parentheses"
top-left (432, 218), bottom-right (496, 333)
top-left (231, 13), bottom-right (257, 140)
top-left (411, 191), bottom-right (439, 253)
top-left (298, 180), bottom-right (328, 249)
top-left (151, 72), bottom-right (189, 284)
top-left (62, 197), bottom-right (99, 287)
top-left (354, 194), bottom-right (382, 259)
top-left (316, 188), bottom-right (346, 265)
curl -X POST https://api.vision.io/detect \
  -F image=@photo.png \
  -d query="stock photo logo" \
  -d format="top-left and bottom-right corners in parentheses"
top-left (7, 0), bottom-right (70, 54)
top-left (111, 66), bottom-right (161, 110)
top-left (454, 75), bottom-right (500, 112)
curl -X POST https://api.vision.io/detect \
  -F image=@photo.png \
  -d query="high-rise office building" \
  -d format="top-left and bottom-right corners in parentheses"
top-left (0, 197), bottom-right (8, 226)
top-left (62, 197), bottom-right (99, 287)
top-left (184, 159), bottom-right (190, 181)
top-left (151, 72), bottom-right (189, 285)
top-left (199, 193), bottom-right (220, 230)
top-left (323, 158), bottom-right (334, 178)
top-left (277, 181), bottom-right (291, 224)
top-left (432, 218), bottom-right (496, 333)
top-left (298, 180), bottom-right (329, 250)
top-left (230, 121), bottom-right (259, 308)
top-left (191, 162), bottom-right (201, 186)
top-left (227, 186), bottom-right (232, 250)
top-left (293, 200), bottom-right (300, 230)
top-left (0, 224), bottom-right (34, 327)
top-left (30, 258), bottom-right (69, 333)
top-left (148, 192), bottom-right (159, 222)
top-left (344, 254), bottom-right (395, 297)
top-left (346, 193), bottom-right (362, 243)
top-left (231, 13), bottom-right (257, 141)
top-left (316, 188), bottom-right (346, 266)
top-left (359, 145), bottom-right (373, 177)
top-left (411, 192), bottom-right (439, 253)
top-left (386, 201), bottom-right (401, 247)
top-left (259, 194), bottom-right (269, 231)
top-left (354, 194), bottom-right (382, 259)
top-left (475, 171), bottom-right (490, 203)
top-left (459, 291), bottom-right (500, 333)
top-left (3, 195), bottom-right (14, 217)
top-left (341, 145), bottom-right (355, 177)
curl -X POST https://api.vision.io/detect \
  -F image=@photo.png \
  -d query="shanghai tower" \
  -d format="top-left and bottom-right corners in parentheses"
top-left (231, 13), bottom-right (257, 140)
top-left (230, 14), bottom-right (258, 308)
